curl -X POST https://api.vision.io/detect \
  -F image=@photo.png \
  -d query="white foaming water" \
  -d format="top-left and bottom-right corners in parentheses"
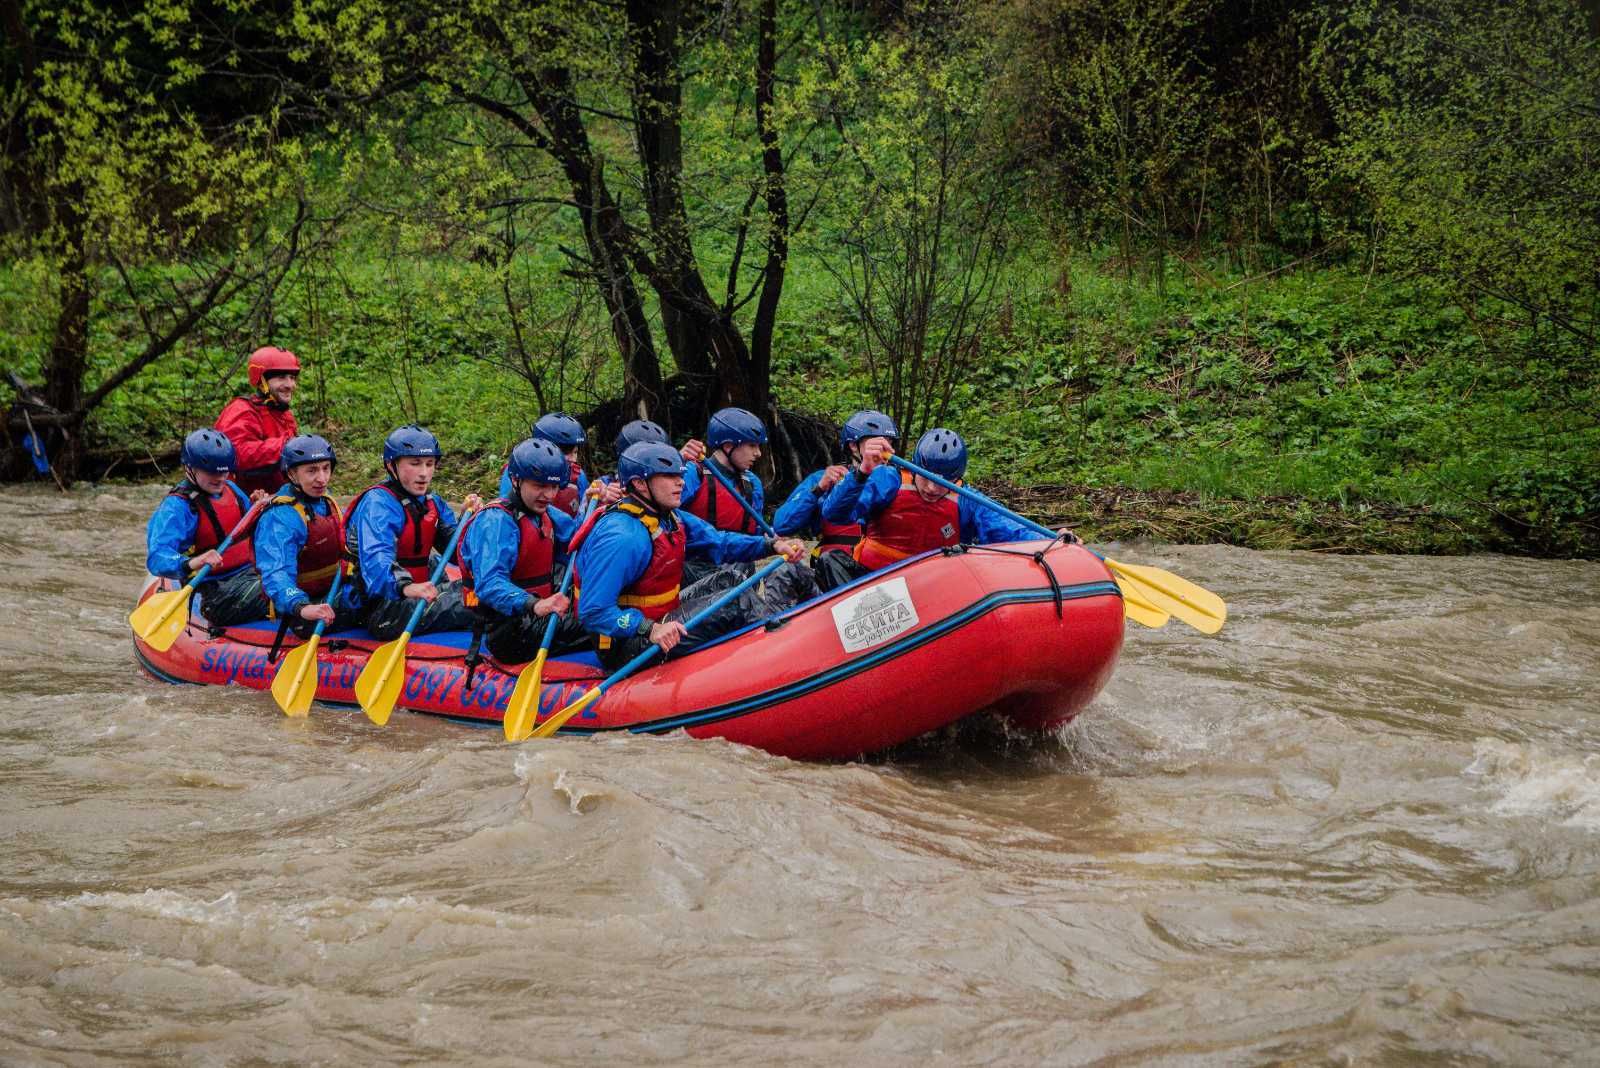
top-left (1466, 737), bottom-right (1600, 831)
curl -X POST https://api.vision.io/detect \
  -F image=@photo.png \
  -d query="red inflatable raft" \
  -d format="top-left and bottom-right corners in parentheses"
top-left (132, 540), bottom-right (1124, 760)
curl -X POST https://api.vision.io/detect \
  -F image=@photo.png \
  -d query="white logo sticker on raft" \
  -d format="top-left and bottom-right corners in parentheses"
top-left (831, 576), bottom-right (920, 654)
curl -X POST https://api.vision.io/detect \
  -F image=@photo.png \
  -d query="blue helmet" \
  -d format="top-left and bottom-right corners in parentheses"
top-left (533, 412), bottom-right (585, 448)
top-left (280, 434), bottom-right (336, 472)
top-left (913, 428), bottom-right (967, 480)
top-left (618, 442), bottom-right (686, 486)
top-left (181, 429), bottom-right (236, 475)
top-left (614, 418), bottom-right (670, 457)
top-left (706, 407), bottom-right (767, 448)
top-left (840, 409), bottom-right (898, 449)
top-left (382, 424), bottom-right (442, 466)
top-left (506, 438), bottom-right (569, 487)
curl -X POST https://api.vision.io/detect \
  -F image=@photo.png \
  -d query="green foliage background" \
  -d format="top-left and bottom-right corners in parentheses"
top-left (3, 0), bottom-right (1596, 555)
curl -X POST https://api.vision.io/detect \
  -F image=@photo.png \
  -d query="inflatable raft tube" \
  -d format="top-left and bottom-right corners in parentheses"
top-left (133, 539), bottom-right (1124, 760)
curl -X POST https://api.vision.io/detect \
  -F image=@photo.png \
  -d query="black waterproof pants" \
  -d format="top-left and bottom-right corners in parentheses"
top-left (483, 608), bottom-right (592, 666)
top-left (194, 570), bottom-right (271, 627)
top-left (812, 549), bottom-right (872, 593)
top-left (594, 560), bottom-right (819, 673)
top-left (361, 580), bottom-right (476, 640)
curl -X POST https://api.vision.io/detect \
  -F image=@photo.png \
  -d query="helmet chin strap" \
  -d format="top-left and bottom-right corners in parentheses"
top-left (257, 374), bottom-right (294, 407)
top-left (385, 463), bottom-right (423, 503)
top-left (508, 477), bottom-right (535, 515)
top-left (627, 479), bottom-right (668, 515)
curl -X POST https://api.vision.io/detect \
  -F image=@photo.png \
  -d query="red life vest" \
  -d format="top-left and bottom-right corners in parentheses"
top-left (265, 493), bottom-right (345, 596)
top-left (456, 500), bottom-right (557, 608)
top-left (683, 460), bottom-right (758, 534)
top-left (343, 481), bottom-right (442, 588)
top-left (169, 481), bottom-right (255, 573)
top-left (574, 500), bottom-right (685, 650)
top-left (614, 503), bottom-right (686, 620)
top-left (854, 470), bottom-right (961, 569)
top-left (551, 458), bottom-right (584, 516)
top-left (817, 514), bottom-right (861, 556)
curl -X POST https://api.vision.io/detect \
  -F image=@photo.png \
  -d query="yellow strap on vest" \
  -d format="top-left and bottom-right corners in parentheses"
top-left (618, 586), bottom-right (681, 609)
top-left (615, 499), bottom-right (661, 536)
top-left (298, 561), bottom-right (340, 586)
top-left (272, 494), bottom-right (344, 527)
top-left (609, 500), bottom-right (679, 609)
top-left (853, 536), bottom-right (912, 564)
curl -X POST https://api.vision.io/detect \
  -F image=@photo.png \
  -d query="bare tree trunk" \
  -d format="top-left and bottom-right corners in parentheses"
top-left (623, 0), bottom-right (763, 420)
top-left (626, 0), bottom-right (714, 388)
top-left (41, 199), bottom-right (90, 478)
top-left (749, 0), bottom-right (787, 427)
top-left (517, 61), bottom-right (668, 423)
top-left (472, 22), bottom-right (670, 424)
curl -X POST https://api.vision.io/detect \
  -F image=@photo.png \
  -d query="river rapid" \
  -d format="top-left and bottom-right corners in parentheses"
top-left (1, 484), bottom-right (1597, 1065)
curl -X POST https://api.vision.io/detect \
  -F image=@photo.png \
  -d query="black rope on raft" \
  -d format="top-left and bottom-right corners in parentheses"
top-left (960, 535), bottom-right (1073, 618)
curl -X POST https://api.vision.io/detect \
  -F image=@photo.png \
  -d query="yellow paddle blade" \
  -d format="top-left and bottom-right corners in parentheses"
top-left (527, 685), bottom-right (599, 740)
top-left (128, 585), bottom-right (196, 653)
top-left (270, 636), bottom-right (322, 717)
top-left (356, 633), bottom-right (412, 726)
top-left (1104, 558), bottom-right (1227, 634)
top-left (1114, 579), bottom-right (1171, 629)
top-left (503, 648), bottom-right (549, 743)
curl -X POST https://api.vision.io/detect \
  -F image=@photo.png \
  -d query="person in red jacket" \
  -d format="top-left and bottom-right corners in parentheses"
top-left (215, 346), bottom-right (300, 496)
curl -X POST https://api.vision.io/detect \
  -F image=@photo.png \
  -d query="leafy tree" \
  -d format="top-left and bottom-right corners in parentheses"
top-left (991, 0), bottom-right (1333, 271)
top-left (1, 0), bottom-right (316, 480)
top-left (1320, 0), bottom-right (1600, 359)
top-left (993, 0), bottom-right (1219, 280)
top-left (308, 0), bottom-right (845, 439)
top-left (820, 25), bottom-right (1021, 441)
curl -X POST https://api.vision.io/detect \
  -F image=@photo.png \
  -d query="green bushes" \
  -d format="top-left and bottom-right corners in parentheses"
top-left (781, 250), bottom-right (1597, 554)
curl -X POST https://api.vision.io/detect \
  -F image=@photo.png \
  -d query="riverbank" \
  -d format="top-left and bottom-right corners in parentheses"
top-left (1000, 481), bottom-right (1557, 557)
top-left (6, 248), bottom-right (1595, 558)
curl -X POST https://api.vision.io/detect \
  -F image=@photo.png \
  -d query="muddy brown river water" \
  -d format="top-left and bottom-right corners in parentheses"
top-left (1, 485), bottom-right (1598, 1065)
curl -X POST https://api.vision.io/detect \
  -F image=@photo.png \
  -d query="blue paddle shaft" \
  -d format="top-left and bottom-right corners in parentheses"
top-left (699, 459), bottom-right (778, 537)
top-left (887, 455), bottom-right (1065, 543)
top-left (535, 495), bottom-right (600, 655)
top-left (594, 556), bottom-right (787, 698)
top-left (399, 503), bottom-right (477, 637)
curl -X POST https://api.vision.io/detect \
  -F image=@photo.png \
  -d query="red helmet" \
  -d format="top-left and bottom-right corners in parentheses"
top-left (247, 346), bottom-right (301, 389)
